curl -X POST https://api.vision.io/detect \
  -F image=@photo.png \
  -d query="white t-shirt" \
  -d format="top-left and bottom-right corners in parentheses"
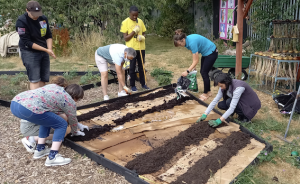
top-left (109, 44), bottom-right (128, 66)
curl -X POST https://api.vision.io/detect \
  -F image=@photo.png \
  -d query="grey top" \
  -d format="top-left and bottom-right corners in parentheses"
top-left (205, 85), bottom-right (245, 119)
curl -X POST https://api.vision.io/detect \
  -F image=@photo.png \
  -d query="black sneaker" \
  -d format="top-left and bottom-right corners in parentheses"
top-left (142, 85), bottom-right (150, 90)
top-left (237, 115), bottom-right (251, 123)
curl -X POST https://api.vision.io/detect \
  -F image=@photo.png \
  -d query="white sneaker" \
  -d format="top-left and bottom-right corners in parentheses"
top-left (45, 154), bottom-right (72, 166)
top-left (104, 95), bottom-right (110, 101)
top-left (33, 146), bottom-right (51, 159)
top-left (21, 137), bottom-right (36, 153)
top-left (118, 90), bottom-right (128, 97)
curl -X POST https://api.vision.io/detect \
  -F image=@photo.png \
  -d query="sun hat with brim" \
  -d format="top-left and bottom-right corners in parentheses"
top-left (26, 1), bottom-right (43, 17)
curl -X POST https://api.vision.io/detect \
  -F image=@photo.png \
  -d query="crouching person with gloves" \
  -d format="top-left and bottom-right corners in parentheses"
top-left (11, 84), bottom-right (87, 166)
top-left (197, 73), bottom-right (261, 127)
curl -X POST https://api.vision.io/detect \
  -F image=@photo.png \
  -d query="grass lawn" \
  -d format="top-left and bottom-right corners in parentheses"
top-left (0, 35), bottom-right (300, 184)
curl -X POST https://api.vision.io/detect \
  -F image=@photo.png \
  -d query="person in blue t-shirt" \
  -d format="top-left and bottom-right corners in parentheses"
top-left (173, 29), bottom-right (218, 101)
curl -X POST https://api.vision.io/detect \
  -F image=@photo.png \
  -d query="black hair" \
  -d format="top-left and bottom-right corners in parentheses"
top-left (129, 6), bottom-right (138, 12)
top-left (173, 29), bottom-right (187, 47)
top-left (214, 73), bottom-right (232, 87)
top-left (65, 84), bottom-right (84, 100)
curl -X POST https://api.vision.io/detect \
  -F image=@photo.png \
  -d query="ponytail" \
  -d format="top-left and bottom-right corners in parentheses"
top-left (173, 29), bottom-right (187, 47)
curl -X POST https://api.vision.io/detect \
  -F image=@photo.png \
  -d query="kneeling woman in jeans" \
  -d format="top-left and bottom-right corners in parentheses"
top-left (11, 84), bottom-right (86, 166)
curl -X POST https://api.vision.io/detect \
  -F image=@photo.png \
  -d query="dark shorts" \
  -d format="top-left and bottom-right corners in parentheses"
top-left (20, 49), bottom-right (50, 83)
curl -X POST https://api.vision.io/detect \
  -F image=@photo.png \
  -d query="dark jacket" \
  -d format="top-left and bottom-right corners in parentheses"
top-left (222, 79), bottom-right (261, 120)
top-left (16, 13), bottom-right (52, 51)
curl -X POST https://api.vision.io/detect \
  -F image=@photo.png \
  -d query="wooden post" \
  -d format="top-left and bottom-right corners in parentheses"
top-left (236, 0), bottom-right (244, 79)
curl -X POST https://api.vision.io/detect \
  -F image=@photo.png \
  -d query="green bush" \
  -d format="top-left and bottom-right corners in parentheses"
top-left (63, 68), bottom-right (78, 81)
top-left (150, 68), bottom-right (173, 86)
top-left (79, 71), bottom-right (101, 85)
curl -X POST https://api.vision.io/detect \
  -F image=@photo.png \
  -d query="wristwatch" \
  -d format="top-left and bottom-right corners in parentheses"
top-left (187, 70), bottom-right (190, 73)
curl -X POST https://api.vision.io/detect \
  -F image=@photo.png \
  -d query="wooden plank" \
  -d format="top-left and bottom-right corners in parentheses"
top-left (243, 0), bottom-right (253, 19)
top-left (236, 0), bottom-right (244, 79)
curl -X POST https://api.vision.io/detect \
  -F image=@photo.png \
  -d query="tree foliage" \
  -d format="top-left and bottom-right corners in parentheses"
top-left (0, 0), bottom-right (155, 40)
top-left (0, 0), bottom-right (217, 40)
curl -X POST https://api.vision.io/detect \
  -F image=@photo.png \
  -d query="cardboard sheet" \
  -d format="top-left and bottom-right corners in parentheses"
top-left (99, 151), bottom-right (127, 166)
top-left (82, 130), bottom-right (144, 152)
top-left (144, 125), bottom-right (191, 148)
top-left (101, 136), bottom-right (153, 163)
top-left (130, 113), bottom-right (220, 134)
top-left (206, 138), bottom-right (265, 184)
top-left (159, 140), bottom-right (222, 183)
top-left (127, 101), bottom-right (218, 134)
top-left (77, 107), bottom-right (97, 114)
top-left (138, 88), bottom-right (165, 97)
top-left (90, 94), bottom-right (176, 126)
top-left (217, 122), bottom-right (240, 134)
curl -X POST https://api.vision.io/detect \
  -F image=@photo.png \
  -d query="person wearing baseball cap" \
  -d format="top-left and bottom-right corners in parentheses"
top-left (16, 1), bottom-right (55, 90)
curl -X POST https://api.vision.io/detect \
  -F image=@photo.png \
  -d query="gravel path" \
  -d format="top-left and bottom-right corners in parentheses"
top-left (0, 106), bottom-right (129, 184)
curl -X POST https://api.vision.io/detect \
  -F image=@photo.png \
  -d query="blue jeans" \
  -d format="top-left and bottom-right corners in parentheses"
top-left (10, 102), bottom-right (67, 142)
top-left (20, 49), bottom-right (50, 83)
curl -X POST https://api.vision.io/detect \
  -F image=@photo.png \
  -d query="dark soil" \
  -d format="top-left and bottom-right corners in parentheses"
top-left (66, 124), bottom-right (115, 142)
top-left (125, 121), bottom-right (219, 174)
top-left (77, 87), bottom-right (175, 122)
top-left (69, 93), bottom-right (188, 142)
top-left (171, 131), bottom-right (251, 184)
top-left (113, 97), bottom-right (188, 125)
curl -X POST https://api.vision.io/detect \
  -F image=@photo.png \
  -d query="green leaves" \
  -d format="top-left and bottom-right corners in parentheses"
top-left (150, 67), bottom-right (173, 86)
top-left (0, 0), bottom-right (155, 40)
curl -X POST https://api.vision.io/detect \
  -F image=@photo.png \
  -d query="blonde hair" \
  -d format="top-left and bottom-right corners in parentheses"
top-left (51, 76), bottom-right (68, 88)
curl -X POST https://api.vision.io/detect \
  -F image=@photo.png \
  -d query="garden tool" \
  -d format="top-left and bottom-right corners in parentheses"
top-left (134, 18), bottom-right (147, 85)
top-left (138, 36), bottom-right (147, 85)
top-left (175, 76), bottom-right (191, 100)
top-left (123, 86), bottom-right (132, 95)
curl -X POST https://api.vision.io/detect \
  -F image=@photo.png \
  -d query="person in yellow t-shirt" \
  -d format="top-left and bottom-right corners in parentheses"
top-left (120, 5), bottom-right (150, 92)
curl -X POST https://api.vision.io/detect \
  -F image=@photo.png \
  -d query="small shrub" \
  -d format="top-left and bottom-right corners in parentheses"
top-left (0, 74), bottom-right (9, 80)
top-left (150, 68), bottom-right (173, 86)
top-left (10, 73), bottom-right (28, 85)
top-left (79, 71), bottom-right (101, 85)
top-left (257, 150), bottom-right (277, 164)
top-left (63, 68), bottom-right (78, 81)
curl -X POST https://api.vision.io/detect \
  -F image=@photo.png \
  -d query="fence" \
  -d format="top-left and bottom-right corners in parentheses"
top-left (247, 0), bottom-right (300, 45)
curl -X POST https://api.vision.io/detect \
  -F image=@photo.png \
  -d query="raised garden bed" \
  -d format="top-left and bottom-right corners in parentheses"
top-left (63, 85), bottom-right (272, 184)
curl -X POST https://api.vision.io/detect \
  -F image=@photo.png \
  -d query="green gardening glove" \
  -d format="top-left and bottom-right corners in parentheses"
top-left (208, 118), bottom-right (222, 127)
top-left (196, 114), bottom-right (207, 123)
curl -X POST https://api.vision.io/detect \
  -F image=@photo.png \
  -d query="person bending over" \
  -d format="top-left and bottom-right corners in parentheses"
top-left (95, 44), bottom-right (135, 100)
top-left (20, 76), bottom-right (88, 153)
top-left (11, 83), bottom-right (86, 166)
top-left (197, 73), bottom-right (261, 127)
top-left (173, 29), bottom-right (218, 101)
